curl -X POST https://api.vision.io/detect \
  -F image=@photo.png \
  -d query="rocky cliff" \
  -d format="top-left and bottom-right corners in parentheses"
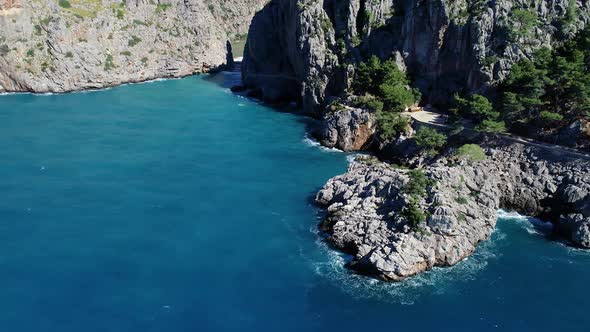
top-left (0, 0), bottom-right (265, 93)
top-left (316, 141), bottom-right (590, 281)
top-left (243, 0), bottom-right (590, 115)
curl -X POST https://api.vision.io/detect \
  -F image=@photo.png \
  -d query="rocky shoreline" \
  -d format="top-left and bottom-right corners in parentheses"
top-left (315, 140), bottom-right (590, 281)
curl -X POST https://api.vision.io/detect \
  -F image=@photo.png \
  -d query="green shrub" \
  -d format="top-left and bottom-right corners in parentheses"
top-left (155, 3), bottom-right (172, 13)
top-left (540, 111), bottom-right (564, 123)
top-left (353, 55), bottom-right (419, 110)
top-left (104, 54), bottom-right (116, 71)
top-left (327, 101), bottom-right (346, 113)
top-left (403, 199), bottom-right (426, 231)
top-left (455, 93), bottom-right (498, 123)
top-left (455, 144), bottom-right (486, 162)
top-left (65, 51), bottom-right (73, 58)
top-left (376, 111), bottom-right (409, 141)
top-left (476, 119), bottom-right (507, 133)
top-left (510, 9), bottom-right (538, 38)
top-left (120, 51), bottom-right (132, 56)
top-left (128, 35), bottom-right (142, 47)
top-left (115, 9), bottom-right (125, 19)
top-left (58, 0), bottom-right (71, 8)
top-left (455, 196), bottom-right (468, 204)
top-left (414, 127), bottom-right (447, 154)
top-left (404, 169), bottom-right (435, 198)
top-left (457, 212), bottom-right (467, 223)
top-left (319, 14), bottom-right (333, 32)
top-left (379, 82), bottom-right (418, 112)
top-left (454, 93), bottom-right (506, 133)
top-left (354, 94), bottom-right (383, 112)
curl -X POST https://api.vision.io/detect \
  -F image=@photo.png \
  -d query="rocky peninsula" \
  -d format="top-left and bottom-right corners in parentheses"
top-left (316, 141), bottom-right (590, 281)
top-left (0, 0), bottom-right (265, 93)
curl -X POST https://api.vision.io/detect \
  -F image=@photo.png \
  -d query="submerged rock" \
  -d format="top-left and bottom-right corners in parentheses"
top-left (316, 142), bottom-right (590, 281)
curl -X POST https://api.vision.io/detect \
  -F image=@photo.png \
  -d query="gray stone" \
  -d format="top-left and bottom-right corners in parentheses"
top-left (0, 0), bottom-right (266, 92)
top-left (318, 106), bottom-right (375, 151)
top-left (316, 142), bottom-right (590, 281)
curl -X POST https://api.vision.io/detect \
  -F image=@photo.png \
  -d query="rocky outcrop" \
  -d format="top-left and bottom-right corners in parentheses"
top-left (0, 0), bottom-right (265, 93)
top-left (243, 0), bottom-right (590, 115)
top-left (317, 105), bottom-right (376, 151)
top-left (316, 142), bottom-right (590, 281)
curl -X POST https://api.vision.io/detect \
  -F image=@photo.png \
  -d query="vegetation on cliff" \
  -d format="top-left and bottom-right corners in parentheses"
top-left (352, 56), bottom-right (420, 140)
top-left (498, 26), bottom-right (590, 134)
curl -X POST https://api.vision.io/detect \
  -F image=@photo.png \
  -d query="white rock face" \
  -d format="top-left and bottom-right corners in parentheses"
top-left (0, 0), bottom-right (265, 92)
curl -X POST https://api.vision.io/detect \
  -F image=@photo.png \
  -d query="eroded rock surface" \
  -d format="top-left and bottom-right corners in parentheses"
top-left (318, 106), bottom-right (376, 151)
top-left (0, 0), bottom-right (265, 92)
top-left (316, 142), bottom-right (590, 281)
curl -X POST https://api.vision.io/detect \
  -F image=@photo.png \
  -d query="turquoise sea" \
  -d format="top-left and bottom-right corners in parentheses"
top-left (0, 75), bottom-right (589, 331)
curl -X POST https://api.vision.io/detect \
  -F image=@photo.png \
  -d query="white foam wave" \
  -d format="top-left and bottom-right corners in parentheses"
top-left (302, 133), bottom-right (343, 153)
top-left (346, 154), bottom-right (358, 164)
top-left (498, 209), bottom-right (553, 235)
top-left (306, 222), bottom-right (503, 304)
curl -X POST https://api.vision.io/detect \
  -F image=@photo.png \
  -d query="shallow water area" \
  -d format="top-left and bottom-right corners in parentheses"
top-left (0, 75), bottom-right (589, 331)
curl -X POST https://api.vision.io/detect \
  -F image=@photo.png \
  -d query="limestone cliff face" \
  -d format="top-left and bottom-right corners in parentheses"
top-left (0, 0), bottom-right (265, 93)
top-left (243, 0), bottom-right (590, 115)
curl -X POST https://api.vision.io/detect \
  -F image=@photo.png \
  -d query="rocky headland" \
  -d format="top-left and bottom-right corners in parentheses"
top-left (316, 140), bottom-right (590, 281)
top-left (0, 0), bottom-right (265, 93)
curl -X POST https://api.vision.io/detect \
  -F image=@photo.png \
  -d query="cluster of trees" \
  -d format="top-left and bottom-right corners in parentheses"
top-left (352, 56), bottom-right (452, 153)
top-left (353, 55), bottom-right (421, 112)
top-left (499, 26), bottom-right (590, 133)
top-left (453, 93), bottom-right (507, 133)
top-left (352, 56), bottom-right (421, 140)
top-left (450, 26), bottom-right (589, 137)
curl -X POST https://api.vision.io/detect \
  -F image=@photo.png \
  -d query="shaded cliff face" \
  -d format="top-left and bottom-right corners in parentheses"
top-left (0, 0), bottom-right (265, 93)
top-left (243, 0), bottom-right (590, 115)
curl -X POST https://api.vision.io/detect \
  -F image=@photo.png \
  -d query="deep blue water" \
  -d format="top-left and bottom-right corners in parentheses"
top-left (0, 76), bottom-right (589, 331)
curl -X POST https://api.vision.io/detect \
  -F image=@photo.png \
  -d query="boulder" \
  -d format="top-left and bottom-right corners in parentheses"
top-left (318, 106), bottom-right (376, 151)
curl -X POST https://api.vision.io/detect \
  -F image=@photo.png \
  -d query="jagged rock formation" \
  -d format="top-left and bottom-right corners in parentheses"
top-left (316, 142), bottom-right (590, 281)
top-left (317, 105), bottom-right (376, 151)
top-left (243, 0), bottom-right (590, 115)
top-left (0, 0), bottom-right (265, 93)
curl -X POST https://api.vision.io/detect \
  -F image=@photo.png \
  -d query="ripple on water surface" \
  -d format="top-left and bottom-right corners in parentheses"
top-left (1, 75), bottom-right (590, 332)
